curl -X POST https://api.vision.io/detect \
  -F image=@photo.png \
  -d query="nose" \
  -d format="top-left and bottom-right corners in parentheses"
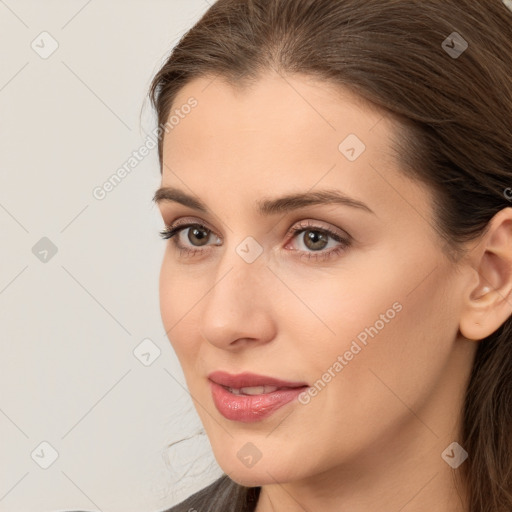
top-left (199, 248), bottom-right (277, 350)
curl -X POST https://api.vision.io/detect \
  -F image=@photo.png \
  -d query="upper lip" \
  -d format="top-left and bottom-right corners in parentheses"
top-left (208, 371), bottom-right (308, 389)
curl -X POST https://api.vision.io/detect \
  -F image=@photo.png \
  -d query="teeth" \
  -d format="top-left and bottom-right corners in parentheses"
top-left (228, 385), bottom-right (279, 395)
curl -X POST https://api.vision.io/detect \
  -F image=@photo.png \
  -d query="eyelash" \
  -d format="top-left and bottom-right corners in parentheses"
top-left (158, 220), bottom-right (351, 263)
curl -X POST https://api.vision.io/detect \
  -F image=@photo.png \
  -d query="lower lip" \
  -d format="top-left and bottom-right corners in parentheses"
top-left (209, 381), bottom-right (308, 423)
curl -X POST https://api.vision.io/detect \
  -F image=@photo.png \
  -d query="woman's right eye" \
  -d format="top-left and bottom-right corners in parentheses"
top-left (159, 223), bottom-right (221, 256)
top-left (159, 223), bottom-right (211, 242)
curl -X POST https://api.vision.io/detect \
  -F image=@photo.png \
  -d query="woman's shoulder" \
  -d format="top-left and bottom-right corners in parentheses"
top-left (58, 475), bottom-right (260, 512)
top-left (162, 474), bottom-right (230, 512)
top-left (162, 473), bottom-right (260, 512)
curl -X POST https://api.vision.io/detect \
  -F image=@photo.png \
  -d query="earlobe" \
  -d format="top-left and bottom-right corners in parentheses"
top-left (459, 208), bottom-right (512, 341)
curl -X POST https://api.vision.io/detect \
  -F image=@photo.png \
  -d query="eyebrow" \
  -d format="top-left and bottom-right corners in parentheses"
top-left (152, 186), bottom-right (375, 216)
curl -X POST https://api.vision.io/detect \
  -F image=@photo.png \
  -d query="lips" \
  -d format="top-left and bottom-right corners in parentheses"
top-left (207, 371), bottom-right (308, 390)
top-left (208, 376), bottom-right (310, 422)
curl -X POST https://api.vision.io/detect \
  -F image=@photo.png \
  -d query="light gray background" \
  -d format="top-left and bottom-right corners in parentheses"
top-left (0, 1), bottom-right (222, 511)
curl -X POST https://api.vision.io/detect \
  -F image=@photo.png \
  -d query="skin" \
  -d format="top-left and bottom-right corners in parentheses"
top-left (156, 71), bottom-right (512, 512)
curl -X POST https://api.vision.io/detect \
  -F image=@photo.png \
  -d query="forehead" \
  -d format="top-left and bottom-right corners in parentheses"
top-left (163, 72), bottom-right (394, 177)
top-left (159, 73), bottom-right (433, 231)
top-left (168, 72), bottom-right (387, 143)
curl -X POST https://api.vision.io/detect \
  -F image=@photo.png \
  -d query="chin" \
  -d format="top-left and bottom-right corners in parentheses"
top-left (213, 451), bottom-right (300, 487)
top-left (224, 467), bottom-right (283, 487)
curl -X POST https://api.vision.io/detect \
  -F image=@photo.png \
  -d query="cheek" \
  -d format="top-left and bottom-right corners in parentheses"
top-left (294, 255), bottom-right (458, 424)
top-left (158, 258), bottom-right (200, 361)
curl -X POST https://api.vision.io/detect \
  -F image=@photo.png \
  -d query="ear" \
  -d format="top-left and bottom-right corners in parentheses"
top-left (459, 207), bottom-right (512, 341)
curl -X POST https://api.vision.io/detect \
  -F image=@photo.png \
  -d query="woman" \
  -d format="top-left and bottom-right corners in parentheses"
top-left (148, 0), bottom-right (512, 511)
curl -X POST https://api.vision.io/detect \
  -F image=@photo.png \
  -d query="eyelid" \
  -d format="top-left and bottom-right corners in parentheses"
top-left (165, 216), bottom-right (220, 237)
top-left (163, 217), bottom-right (350, 242)
top-left (285, 219), bottom-right (350, 242)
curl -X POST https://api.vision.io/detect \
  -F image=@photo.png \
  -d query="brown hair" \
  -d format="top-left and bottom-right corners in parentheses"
top-left (148, 1), bottom-right (512, 511)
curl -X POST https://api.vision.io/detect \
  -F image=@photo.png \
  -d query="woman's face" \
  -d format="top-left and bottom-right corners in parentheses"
top-left (156, 72), bottom-right (476, 488)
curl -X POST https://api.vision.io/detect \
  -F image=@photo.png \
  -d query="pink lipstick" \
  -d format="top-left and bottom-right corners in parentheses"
top-left (208, 371), bottom-right (309, 423)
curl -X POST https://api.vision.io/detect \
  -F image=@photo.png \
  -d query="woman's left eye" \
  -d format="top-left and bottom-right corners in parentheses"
top-left (286, 224), bottom-right (351, 261)
top-left (159, 221), bottom-right (352, 262)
